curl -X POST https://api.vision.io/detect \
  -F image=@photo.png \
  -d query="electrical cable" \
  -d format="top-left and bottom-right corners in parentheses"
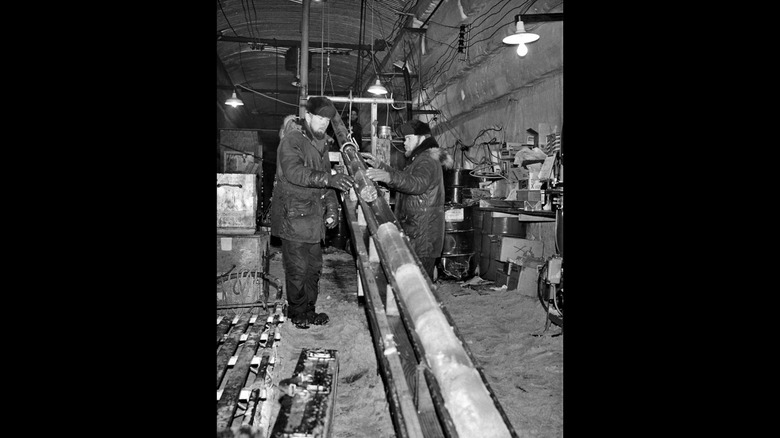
top-left (353, 0), bottom-right (365, 92)
top-left (250, 0), bottom-right (261, 38)
top-left (425, 20), bottom-right (462, 29)
top-left (467, 0), bottom-right (518, 39)
top-left (469, 0), bottom-right (538, 46)
top-left (217, 0), bottom-right (239, 36)
top-left (352, 0), bottom-right (407, 94)
top-left (240, 0), bottom-right (253, 39)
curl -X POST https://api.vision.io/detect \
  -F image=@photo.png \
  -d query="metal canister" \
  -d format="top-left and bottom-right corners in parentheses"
top-left (378, 126), bottom-right (392, 139)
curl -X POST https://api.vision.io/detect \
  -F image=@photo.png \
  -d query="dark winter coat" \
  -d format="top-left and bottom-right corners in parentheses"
top-left (376, 136), bottom-right (454, 258)
top-left (270, 119), bottom-right (339, 243)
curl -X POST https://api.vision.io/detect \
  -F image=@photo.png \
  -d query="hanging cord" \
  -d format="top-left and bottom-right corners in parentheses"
top-left (233, 269), bottom-right (248, 295)
top-left (220, 275), bottom-right (230, 301)
top-left (369, 0), bottom-right (383, 87)
top-left (320, 3), bottom-right (325, 95)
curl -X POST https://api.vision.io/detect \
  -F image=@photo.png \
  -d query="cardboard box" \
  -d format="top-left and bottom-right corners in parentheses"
top-left (495, 270), bottom-right (520, 288)
top-left (496, 237), bottom-right (544, 262)
top-left (507, 167), bottom-right (529, 182)
top-left (514, 189), bottom-right (542, 202)
top-left (496, 259), bottom-right (543, 294)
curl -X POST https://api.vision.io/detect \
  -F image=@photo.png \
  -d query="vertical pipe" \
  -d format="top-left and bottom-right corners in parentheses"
top-left (371, 102), bottom-right (377, 155)
top-left (299, 0), bottom-right (310, 118)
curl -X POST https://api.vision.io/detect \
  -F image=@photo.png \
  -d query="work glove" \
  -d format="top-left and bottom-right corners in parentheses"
top-left (365, 168), bottom-right (391, 184)
top-left (360, 152), bottom-right (382, 168)
top-left (327, 173), bottom-right (354, 192)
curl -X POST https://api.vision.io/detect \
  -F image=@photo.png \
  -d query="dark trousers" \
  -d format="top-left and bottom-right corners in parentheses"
top-left (281, 238), bottom-right (323, 318)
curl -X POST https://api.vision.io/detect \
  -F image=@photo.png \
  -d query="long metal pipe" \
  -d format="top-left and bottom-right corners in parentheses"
top-left (314, 96), bottom-right (412, 105)
top-left (328, 112), bottom-right (514, 438)
top-left (299, 0), bottom-right (310, 118)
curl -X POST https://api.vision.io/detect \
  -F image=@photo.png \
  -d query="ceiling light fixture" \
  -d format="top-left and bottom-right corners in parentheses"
top-left (502, 14), bottom-right (539, 57)
top-left (368, 78), bottom-right (387, 95)
top-left (225, 89), bottom-right (244, 107)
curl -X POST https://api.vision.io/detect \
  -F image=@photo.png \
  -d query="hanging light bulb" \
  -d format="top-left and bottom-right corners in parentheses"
top-left (225, 89), bottom-right (244, 107)
top-left (367, 78), bottom-right (388, 95)
top-left (502, 15), bottom-right (539, 57)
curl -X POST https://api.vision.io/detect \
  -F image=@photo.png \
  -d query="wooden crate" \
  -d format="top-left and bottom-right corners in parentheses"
top-left (217, 233), bottom-right (269, 310)
top-left (218, 129), bottom-right (263, 173)
top-left (217, 173), bottom-right (257, 234)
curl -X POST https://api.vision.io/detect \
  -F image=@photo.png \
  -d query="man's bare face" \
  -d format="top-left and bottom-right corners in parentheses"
top-left (403, 134), bottom-right (421, 156)
top-left (307, 113), bottom-right (330, 139)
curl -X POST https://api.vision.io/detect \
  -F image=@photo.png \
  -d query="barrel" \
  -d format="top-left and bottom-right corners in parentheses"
top-left (444, 168), bottom-right (480, 204)
top-left (438, 204), bottom-right (477, 281)
top-left (473, 209), bottom-right (527, 281)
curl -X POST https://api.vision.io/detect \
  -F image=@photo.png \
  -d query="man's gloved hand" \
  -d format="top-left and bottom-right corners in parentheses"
top-left (327, 173), bottom-right (354, 191)
top-left (360, 152), bottom-right (381, 168)
top-left (365, 168), bottom-right (391, 184)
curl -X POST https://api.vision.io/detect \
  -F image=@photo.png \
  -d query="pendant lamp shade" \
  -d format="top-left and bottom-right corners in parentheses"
top-left (225, 90), bottom-right (244, 107)
top-left (367, 79), bottom-right (388, 95)
top-left (502, 19), bottom-right (540, 45)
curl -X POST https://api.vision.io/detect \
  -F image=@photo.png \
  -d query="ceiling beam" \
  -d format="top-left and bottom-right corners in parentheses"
top-left (217, 35), bottom-right (386, 52)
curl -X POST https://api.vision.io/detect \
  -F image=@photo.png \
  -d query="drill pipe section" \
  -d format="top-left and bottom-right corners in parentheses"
top-left (327, 113), bottom-right (514, 437)
top-left (326, 116), bottom-right (376, 203)
top-left (375, 223), bottom-right (512, 438)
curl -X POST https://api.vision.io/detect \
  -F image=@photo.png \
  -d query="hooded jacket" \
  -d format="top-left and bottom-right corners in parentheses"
top-left (270, 118), bottom-right (339, 243)
top-left (376, 136), bottom-right (454, 258)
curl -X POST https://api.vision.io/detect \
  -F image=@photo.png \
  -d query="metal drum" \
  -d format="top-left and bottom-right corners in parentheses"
top-left (444, 204), bottom-right (473, 231)
top-left (443, 168), bottom-right (480, 187)
top-left (479, 234), bottom-right (500, 281)
top-left (444, 168), bottom-right (480, 205)
top-left (442, 230), bottom-right (474, 254)
top-left (439, 204), bottom-right (477, 281)
top-left (444, 186), bottom-right (469, 204)
top-left (473, 209), bottom-right (529, 281)
top-left (491, 214), bottom-right (527, 236)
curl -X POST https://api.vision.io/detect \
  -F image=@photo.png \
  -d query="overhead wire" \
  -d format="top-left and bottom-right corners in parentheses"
top-left (353, 0), bottom-right (366, 94)
top-left (320, 2), bottom-right (325, 95)
top-left (217, 0), bottom-right (250, 93)
top-left (468, 0), bottom-right (536, 46)
top-left (468, 0), bottom-right (516, 32)
top-left (217, 0), bottom-right (239, 36)
top-left (351, 0), bottom-right (408, 93)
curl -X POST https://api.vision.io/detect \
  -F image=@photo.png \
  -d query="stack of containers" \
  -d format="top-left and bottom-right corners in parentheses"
top-left (438, 169), bottom-right (480, 280)
top-left (475, 209), bottom-right (527, 281)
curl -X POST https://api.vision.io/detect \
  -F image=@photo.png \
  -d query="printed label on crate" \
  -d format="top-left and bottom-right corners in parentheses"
top-left (220, 237), bottom-right (232, 251)
top-left (444, 208), bottom-right (464, 222)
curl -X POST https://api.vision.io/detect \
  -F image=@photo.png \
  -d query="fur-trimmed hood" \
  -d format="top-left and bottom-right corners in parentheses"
top-left (279, 115), bottom-right (303, 139)
top-left (409, 136), bottom-right (454, 169)
top-left (426, 147), bottom-right (455, 170)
